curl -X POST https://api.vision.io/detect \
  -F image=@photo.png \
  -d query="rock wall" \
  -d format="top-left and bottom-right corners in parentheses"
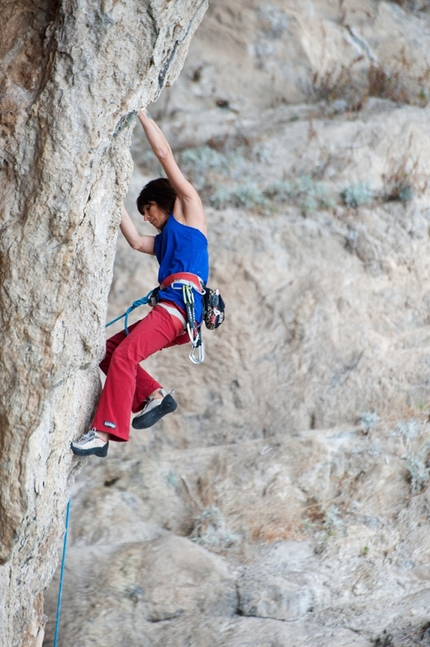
top-left (0, 1), bottom-right (207, 645)
top-left (42, 1), bottom-right (430, 646)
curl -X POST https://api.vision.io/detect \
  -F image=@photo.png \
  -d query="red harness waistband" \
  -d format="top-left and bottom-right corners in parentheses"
top-left (159, 272), bottom-right (205, 294)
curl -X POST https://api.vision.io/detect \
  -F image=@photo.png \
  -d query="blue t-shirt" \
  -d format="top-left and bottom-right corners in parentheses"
top-left (154, 214), bottom-right (209, 323)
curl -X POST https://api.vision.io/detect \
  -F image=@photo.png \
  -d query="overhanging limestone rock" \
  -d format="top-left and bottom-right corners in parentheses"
top-left (0, 0), bottom-right (207, 644)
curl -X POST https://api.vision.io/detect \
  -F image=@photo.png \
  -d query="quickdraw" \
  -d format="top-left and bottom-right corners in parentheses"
top-left (182, 284), bottom-right (205, 365)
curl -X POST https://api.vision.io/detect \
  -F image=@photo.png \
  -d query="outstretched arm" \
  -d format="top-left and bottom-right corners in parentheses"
top-left (137, 110), bottom-right (207, 235)
top-left (120, 204), bottom-right (155, 254)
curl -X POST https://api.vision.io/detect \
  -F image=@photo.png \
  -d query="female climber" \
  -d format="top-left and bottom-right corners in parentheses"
top-left (71, 109), bottom-right (209, 457)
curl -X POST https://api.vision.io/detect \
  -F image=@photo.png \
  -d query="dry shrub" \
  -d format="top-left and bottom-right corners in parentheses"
top-left (368, 63), bottom-right (412, 103)
top-left (312, 58), bottom-right (367, 111)
top-left (338, 0), bottom-right (347, 24)
top-left (249, 518), bottom-right (305, 543)
top-left (315, 61), bottom-right (428, 110)
top-left (390, 0), bottom-right (430, 10)
top-left (382, 135), bottom-right (428, 201)
top-left (195, 482), bottom-right (213, 507)
top-left (303, 497), bottom-right (326, 525)
top-left (249, 495), bottom-right (341, 543)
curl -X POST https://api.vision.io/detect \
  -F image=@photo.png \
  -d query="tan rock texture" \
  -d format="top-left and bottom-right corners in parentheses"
top-left (0, 1), bottom-right (207, 645)
top-left (41, 1), bottom-right (430, 646)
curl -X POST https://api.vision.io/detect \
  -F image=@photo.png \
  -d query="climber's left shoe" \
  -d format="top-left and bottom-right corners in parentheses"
top-left (71, 429), bottom-right (109, 457)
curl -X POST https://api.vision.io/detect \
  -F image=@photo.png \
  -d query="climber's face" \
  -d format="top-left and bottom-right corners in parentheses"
top-left (142, 201), bottom-right (168, 231)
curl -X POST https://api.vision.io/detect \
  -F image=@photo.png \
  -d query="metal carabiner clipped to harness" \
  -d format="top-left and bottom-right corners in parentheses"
top-left (189, 340), bottom-right (205, 365)
top-left (183, 285), bottom-right (205, 364)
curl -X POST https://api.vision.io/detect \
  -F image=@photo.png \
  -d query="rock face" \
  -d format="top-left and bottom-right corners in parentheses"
top-left (41, 1), bottom-right (430, 646)
top-left (0, 1), bottom-right (207, 645)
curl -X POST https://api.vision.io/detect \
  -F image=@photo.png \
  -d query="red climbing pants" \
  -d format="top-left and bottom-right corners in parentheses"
top-left (92, 304), bottom-right (189, 442)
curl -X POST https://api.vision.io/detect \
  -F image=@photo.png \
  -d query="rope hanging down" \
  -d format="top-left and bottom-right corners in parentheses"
top-left (53, 498), bottom-right (71, 647)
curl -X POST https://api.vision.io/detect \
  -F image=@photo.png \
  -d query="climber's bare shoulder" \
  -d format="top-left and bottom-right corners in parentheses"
top-left (172, 191), bottom-right (207, 238)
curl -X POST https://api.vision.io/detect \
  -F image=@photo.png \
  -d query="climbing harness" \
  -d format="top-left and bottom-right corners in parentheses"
top-left (53, 498), bottom-right (71, 647)
top-left (159, 271), bottom-right (204, 294)
top-left (105, 272), bottom-right (224, 365)
top-left (159, 272), bottom-right (205, 364)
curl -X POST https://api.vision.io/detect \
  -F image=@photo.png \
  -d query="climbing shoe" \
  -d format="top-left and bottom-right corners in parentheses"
top-left (132, 391), bottom-right (177, 429)
top-left (71, 429), bottom-right (109, 457)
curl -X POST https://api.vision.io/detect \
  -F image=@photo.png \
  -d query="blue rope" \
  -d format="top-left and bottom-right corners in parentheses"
top-left (52, 290), bottom-right (154, 646)
top-left (53, 290), bottom-right (154, 647)
top-left (105, 289), bottom-right (154, 335)
top-left (53, 498), bottom-right (71, 647)
top-left (52, 292), bottom-right (155, 646)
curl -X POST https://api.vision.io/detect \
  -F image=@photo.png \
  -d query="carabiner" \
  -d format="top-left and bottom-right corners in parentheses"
top-left (189, 341), bottom-right (205, 365)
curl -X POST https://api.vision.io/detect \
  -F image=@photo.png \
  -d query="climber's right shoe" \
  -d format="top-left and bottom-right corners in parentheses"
top-left (71, 429), bottom-right (109, 457)
top-left (132, 391), bottom-right (177, 429)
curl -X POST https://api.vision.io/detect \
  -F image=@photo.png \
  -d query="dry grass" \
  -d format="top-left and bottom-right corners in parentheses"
top-left (338, 0), bottom-right (347, 24)
top-left (390, 0), bottom-right (430, 10)
top-left (303, 498), bottom-right (327, 525)
top-left (382, 135), bottom-right (428, 202)
top-left (312, 40), bottom-right (430, 111)
top-left (368, 63), bottom-right (411, 104)
top-left (249, 520), bottom-right (305, 543)
top-left (312, 58), bottom-right (367, 111)
top-left (374, 395), bottom-right (424, 422)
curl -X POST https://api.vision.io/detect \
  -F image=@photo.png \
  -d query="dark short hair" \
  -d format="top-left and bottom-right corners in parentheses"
top-left (136, 178), bottom-right (177, 216)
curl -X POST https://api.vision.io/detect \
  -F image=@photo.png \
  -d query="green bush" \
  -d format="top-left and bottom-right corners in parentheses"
top-left (191, 506), bottom-right (240, 551)
top-left (210, 182), bottom-right (268, 210)
top-left (340, 182), bottom-right (374, 208)
top-left (265, 175), bottom-right (335, 215)
top-left (180, 145), bottom-right (230, 191)
top-left (406, 456), bottom-right (430, 495)
top-left (359, 412), bottom-right (380, 433)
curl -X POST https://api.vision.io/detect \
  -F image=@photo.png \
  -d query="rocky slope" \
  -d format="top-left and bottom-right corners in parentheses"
top-left (10, 0), bottom-right (430, 646)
